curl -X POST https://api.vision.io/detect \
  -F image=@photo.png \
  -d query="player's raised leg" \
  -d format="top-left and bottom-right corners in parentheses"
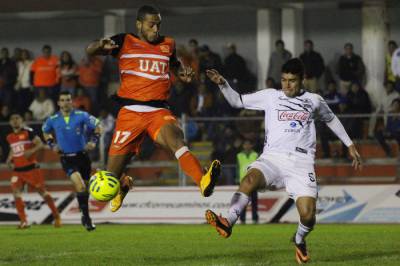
top-left (205, 168), bottom-right (265, 238)
top-left (107, 153), bottom-right (134, 212)
top-left (291, 197), bottom-right (316, 264)
top-left (155, 122), bottom-right (220, 197)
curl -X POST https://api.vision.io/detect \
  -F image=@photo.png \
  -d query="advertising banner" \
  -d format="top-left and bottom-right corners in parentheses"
top-left (0, 192), bottom-right (71, 225)
top-left (60, 186), bottom-right (289, 224)
top-left (281, 185), bottom-right (400, 223)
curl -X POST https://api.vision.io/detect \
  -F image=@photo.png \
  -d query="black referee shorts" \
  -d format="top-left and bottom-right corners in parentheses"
top-left (60, 151), bottom-right (92, 180)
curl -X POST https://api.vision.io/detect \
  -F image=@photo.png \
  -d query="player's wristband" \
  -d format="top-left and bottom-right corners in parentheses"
top-left (90, 134), bottom-right (100, 144)
top-left (46, 139), bottom-right (56, 149)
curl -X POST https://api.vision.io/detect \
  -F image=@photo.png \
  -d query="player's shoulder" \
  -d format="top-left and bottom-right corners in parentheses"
top-left (22, 126), bottom-right (33, 132)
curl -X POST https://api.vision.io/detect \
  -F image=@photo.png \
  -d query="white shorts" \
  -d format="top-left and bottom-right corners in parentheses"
top-left (248, 151), bottom-right (317, 201)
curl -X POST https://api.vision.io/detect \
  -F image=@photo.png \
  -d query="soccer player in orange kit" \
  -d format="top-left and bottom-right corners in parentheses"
top-left (6, 113), bottom-right (61, 229)
top-left (86, 5), bottom-right (221, 211)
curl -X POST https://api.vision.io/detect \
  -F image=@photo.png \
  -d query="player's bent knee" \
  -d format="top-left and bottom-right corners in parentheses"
top-left (239, 169), bottom-right (265, 194)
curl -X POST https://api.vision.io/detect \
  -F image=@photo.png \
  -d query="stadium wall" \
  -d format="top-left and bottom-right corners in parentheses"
top-left (1, 7), bottom-right (399, 77)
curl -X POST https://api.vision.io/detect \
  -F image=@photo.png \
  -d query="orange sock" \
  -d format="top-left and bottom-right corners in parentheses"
top-left (44, 195), bottom-right (59, 217)
top-left (15, 197), bottom-right (27, 222)
top-left (178, 151), bottom-right (203, 186)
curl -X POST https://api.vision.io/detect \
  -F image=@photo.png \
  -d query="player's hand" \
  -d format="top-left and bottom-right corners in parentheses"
top-left (100, 38), bottom-right (118, 51)
top-left (349, 144), bottom-right (362, 171)
top-left (178, 66), bottom-right (194, 83)
top-left (85, 142), bottom-right (96, 151)
top-left (206, 69), bottom-right (226, 85)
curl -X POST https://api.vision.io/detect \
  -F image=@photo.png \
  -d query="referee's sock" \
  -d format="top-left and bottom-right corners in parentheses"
top-left (76, 191), bottom-right (90, 217)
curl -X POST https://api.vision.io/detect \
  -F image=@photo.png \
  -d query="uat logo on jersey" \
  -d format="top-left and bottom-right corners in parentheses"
top-left (278, 110), bottom-right (310, 122)
top-left (160, 45), bottom-right (170, 53)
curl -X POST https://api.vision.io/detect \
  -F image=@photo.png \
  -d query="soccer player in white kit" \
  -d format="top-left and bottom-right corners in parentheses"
top-left (205, 58), bottom-right (362, 264)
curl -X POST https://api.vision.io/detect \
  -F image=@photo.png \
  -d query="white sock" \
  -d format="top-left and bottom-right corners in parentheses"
top-left (227, 192), bottom-right (250, 226)
top-left (295, 222), bottom-right (313, 244)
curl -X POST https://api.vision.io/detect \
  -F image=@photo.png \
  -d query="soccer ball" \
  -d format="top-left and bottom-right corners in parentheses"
top-left (89, 171), bottom-right (120, 202)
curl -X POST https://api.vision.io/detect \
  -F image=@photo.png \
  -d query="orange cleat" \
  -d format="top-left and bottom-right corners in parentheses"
top-left (205, 209), bottom-right (232, 238)
top-left (292, 234), bottom-right (310, 264)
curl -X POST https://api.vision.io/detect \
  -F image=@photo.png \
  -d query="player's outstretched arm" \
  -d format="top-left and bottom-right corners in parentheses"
top-left (206, 69), bottom-right (244, 108)
top-left (325, 116), bottom-right (362, 170)
top-left (86, 38), bottom-right (119, 56)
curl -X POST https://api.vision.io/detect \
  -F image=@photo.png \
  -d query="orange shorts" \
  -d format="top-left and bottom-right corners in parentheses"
top-left (108, 108), bottom-right (177, 156)
top-left (11, 168), bottom-right (45, 190)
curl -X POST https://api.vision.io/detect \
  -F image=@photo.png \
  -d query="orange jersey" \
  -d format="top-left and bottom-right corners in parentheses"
top-left (110, 34), bottom-right (180, 101)
top-left (6, 128), bottom-right (38, 168)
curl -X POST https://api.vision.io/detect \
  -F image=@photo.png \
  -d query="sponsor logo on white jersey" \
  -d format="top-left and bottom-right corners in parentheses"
top-left (278, 110), bottom-right (310, 122)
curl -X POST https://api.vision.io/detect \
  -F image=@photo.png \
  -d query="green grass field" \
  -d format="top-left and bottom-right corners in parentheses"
top-left (0, 224), bottom-right (399, 265)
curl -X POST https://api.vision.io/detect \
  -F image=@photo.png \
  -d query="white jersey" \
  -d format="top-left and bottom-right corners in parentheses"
top-left (240, 89), bottom-right (335, 160)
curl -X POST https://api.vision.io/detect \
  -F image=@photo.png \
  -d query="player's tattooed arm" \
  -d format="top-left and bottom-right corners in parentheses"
top-left (86, 38), bottom-right (119, 56)
top-left (23, 136), bottom-right (44, 158)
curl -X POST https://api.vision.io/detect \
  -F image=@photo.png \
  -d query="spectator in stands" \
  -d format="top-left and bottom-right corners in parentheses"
top-left (59, 51), bottom-right (78, 96)
top-left (31, 45), bottom-right (59, 101)
top-left (198, 45), bottom-right (223, 74)
top-left (375, 98), bottom-right (400, 156)
top-left (237, 139), bottom-right (259, 224)
top-left (267, 40), bottom-right (292, 88)
top-left (346, 82), bottom-right (371, 140)
top-left (385, 41), bottom-right (397, 85)
top-left (78, 52), bottom-right (103, 109)
top-left (369, 81), bottom-right (400, 139)
top-left (102, 55), bottom-right (120, 97)
top-left (391, 41), bottom-right (400, 92)
top-left (169, 80), bottom-right (192, 117)
top-left (0, 47), bottom-right (18, 91)
top-left (24, 110), bottom-right (33, 122)
top-left (300, 40), bottom-right (325, 93)
top-left (0, 104), bottom-right (10, 122)
top-left (72, 87), bottom-right (91, 112)
top-left (266, 77), bottom-right (276, 89)
top-left (99, 107), bottom-right (115, 163)
top-left (0, 77), bottom-right (13, 109)
top-left (12, 47), bottom-right (22, 63)
top-left (187, 39), bottom-right (200, 80)
top-left (189, 83), bottom-right (214, 117)
top-left (337, 43), bottom-right (366, 94)
top-left (29, 88), bottom-right (55, 121)
top-left (15, 49), bottom-right (34, 112)
top-left (224, 43), bottom-right (255, 93)
top-left (319, 82), bottom-right (341, 158)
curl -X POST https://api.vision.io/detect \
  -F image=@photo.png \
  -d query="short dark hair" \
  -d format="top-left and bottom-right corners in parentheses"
top-left (304, 39), bottom-right (313, 46)
top-left (392, 98), bottom-right (400, 106)
top-left (276, 39), bottom-right (284, 46)
top-left (137, 5), bottom-right (160, 21)
top-left (58, 90), bottom-right (72, 99)
top-left (344, 42), bottom-right (353, 49)
top-left (282, 58), bottom-right (304, 80)
top-left (9, 112), bottom-right (23, 119)
top-left (388, 40), bottom-right (398, 47)
top-left (189, 39), bottom-right (198, 45)
top-left (42, 45), bottom-right (51, 50)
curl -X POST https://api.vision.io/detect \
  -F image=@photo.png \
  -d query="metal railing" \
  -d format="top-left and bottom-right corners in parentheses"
top-left (0, 112), bottom-right (399, 186)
